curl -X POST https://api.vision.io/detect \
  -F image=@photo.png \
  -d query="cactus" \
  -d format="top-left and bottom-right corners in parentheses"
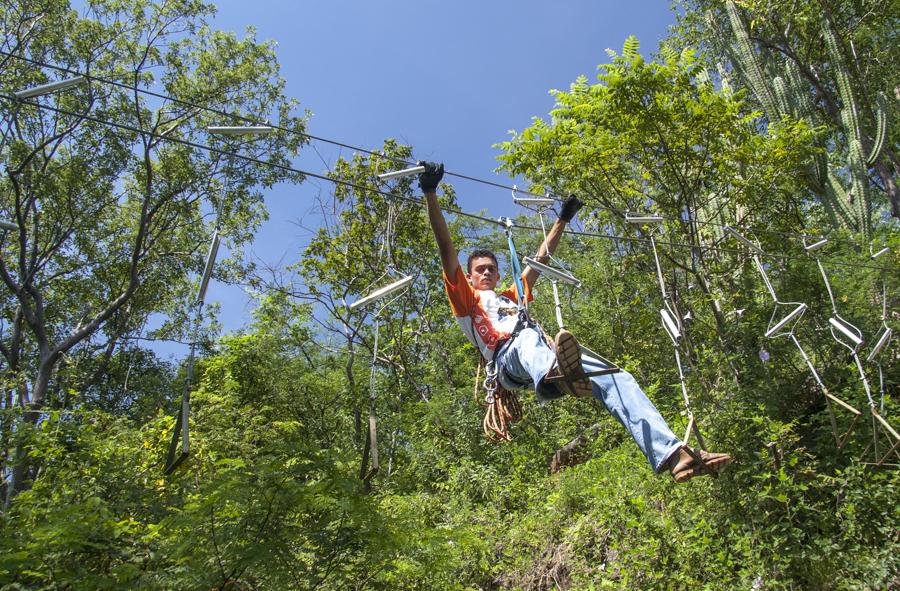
top-left (810, 154), bottom-right (829, 191)
top-left (716, 62), bottom-right (734, 97)
top-left (771, 76), bottom-right (791, 119)
top-left (725, 1), bottom-right (779, 117)
top-left (722, 1), bottom-right (886, 235)
top-left (848, 139), bottom-right (871, 235)
top-left (783, 60), bottom-right (816, 122)
top-left (824, 22), bottom-right (861, 142)
top-left (824, 172), bottom-right (857, 230)
top-left (867, 92), bottom-right (888, 166)
top-left (696, 68), bottom-right (713, 88)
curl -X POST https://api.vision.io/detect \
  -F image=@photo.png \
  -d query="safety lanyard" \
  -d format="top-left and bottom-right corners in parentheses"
top-left (503, 218), bottom-right (527, 310)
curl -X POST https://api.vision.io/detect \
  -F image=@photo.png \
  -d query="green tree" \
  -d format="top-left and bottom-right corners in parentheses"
top-left (671, 0), bottom-right (899, 233)
top-left (498, 37), bottom-right (818, 383)
top-left (0, 0), bottom-right (306, 503)
top-left (495, 37), bottom-right (899, 589)
top-left (287, 140), bottom-right (474, 487)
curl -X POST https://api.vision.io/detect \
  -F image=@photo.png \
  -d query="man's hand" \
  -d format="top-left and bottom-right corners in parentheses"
top-left (418, 161), bottom-right (444, 194)
top-left (559, 195), bottom-right (584, 222)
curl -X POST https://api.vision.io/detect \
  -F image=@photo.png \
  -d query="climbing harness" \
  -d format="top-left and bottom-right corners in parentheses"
top-left (815, 255), bottom-right (900, 467)
top-left (501, 215), bottom-right (529, 311)
top-left (630, 213), bottom-right (711, 472)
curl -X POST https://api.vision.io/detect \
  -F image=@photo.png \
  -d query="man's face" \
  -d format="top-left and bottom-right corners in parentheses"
top-left (467, 256), bottom-right (500, 291)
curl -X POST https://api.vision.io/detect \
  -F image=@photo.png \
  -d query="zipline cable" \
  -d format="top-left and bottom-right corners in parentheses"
top-left (5, 50), bottom-right (894, 254)
top-left (4, 93), bottom-right (897, 274)
top-left (0, 50), bottom-right (551, 197)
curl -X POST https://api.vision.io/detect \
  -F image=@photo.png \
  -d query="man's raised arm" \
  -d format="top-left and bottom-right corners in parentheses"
top-left (522, 195), bottom-right (583, 288)
top-left (420, 162), bottom-right (460, 279)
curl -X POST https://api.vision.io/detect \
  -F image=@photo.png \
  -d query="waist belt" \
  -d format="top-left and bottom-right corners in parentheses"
top-left (489, 311), bottom-right (540, 389)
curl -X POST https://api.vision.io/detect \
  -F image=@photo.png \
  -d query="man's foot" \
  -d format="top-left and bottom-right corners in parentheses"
top-left (545, 330), bottom-right (592, 398)
top-left (666, 447), bottom-right (732, 483)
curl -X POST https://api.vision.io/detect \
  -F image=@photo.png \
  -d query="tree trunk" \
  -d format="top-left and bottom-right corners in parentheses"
top-left (4, 411), bottom-right (39, 508)
top-left (4, 351), bottom-right (58, 504)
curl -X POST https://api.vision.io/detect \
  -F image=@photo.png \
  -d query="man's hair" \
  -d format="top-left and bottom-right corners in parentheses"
top-left (467, 249), bottom-right (499, 273)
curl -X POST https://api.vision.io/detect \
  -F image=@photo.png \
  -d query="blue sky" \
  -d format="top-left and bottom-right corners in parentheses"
top-left (180, 0), bottom-right (679, 356)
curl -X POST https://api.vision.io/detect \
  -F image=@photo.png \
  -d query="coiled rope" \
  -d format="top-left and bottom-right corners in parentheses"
top-left (474, 357), bottom-right (523, 441)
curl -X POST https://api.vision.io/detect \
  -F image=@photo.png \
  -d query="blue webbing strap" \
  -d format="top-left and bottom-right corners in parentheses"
top-left (504, 221), bottom-right (527, 310)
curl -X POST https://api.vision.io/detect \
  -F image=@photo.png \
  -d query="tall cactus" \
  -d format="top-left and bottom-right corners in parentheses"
top-left (722, 1), bottom-right (888, 237)
top-left (771, 76), bottom-right (792, 119)
top-left (725, 1), bottom-right (779, 117)
top-left (824, 22), bottom-right (862, 142)
top-left (782, 60), bottom-right (827, 187)
top-left (848, 139), bottom-right (872, 232)
top-left (867, 92), bottom-right (888, 166)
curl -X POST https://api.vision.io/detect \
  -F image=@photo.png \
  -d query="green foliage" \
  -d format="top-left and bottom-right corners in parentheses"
top-left (0, 0), bottom-right (306, 501)
top-left (1, 7), bottom-right (898, 591)
top-left (674, 0), bottom-right (900, 231)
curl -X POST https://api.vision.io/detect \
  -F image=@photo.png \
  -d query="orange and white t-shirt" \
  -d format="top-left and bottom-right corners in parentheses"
top-left (443, 265), bottom-right (533, 360)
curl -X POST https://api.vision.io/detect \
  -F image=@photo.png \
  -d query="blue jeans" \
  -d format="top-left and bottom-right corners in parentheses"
top-left (495, 327), bottom-right (682, 472)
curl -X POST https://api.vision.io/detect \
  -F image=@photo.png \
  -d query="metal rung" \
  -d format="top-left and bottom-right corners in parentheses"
top-left (804, 238), bottom-right (828, 251)
top-left (764, 303), bottom-right (807, 338)
top-left (724, 225), bottom-right (764, 254)
top-left (579, 345), bottom-right (621, 375)
top-left (197, 232), bottom-right (221, 304)
top-left (377, 165), bottom-right (425, 181)
top-left (350, 275), bottom-right (413, 310)
top-left (625, 212), bottom-right (663, 224)
top-left (873, 410), bottom-right (900, 441)
top-left (867, 327), bottom-right (892, 362)
top-left (544, 368), bottom-right (617, 383)
top-left (523, 256), bottom-right (581, 287)
top-left (14, 76), bottom-right (87, 99)
top-left (829, 317), bottom-right (863, 348)
top-left (824, 392), bottom-right (862, 415)
top-left (584, 368), bottom-right (620, 377)
top-left (163, 400), bottom-right (190, 475)
top-left (660, 308), bottom-right (681, 341)
top-left (514, 197), bottom-right (555, 206)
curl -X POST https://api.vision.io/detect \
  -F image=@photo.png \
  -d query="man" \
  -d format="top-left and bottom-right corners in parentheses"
top-left (420, 161), bottom-right (730, 482)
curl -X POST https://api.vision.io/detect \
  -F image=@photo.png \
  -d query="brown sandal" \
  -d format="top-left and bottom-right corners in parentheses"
top-left (668, 447), bottom-right (732, 483)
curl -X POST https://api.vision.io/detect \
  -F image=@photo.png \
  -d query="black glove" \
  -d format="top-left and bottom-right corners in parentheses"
top-left (559, 195), bottom-right (584, 222)
top-left (418, 161), bottom-right (444, 194)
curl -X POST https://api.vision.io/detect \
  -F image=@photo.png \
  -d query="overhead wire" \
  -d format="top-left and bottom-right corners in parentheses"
top-left (4, 50), bottom-right (896, 252)
top-left (0, 50), bottom-right (550, 197)
top-left (3, 93), bottom-right (897, 274)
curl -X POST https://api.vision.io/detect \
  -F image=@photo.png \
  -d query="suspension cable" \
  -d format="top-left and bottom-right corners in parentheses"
top-left (3, 93), bottom-right (896, 274)
top-left (4, 49), bottom-right (895, 253)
